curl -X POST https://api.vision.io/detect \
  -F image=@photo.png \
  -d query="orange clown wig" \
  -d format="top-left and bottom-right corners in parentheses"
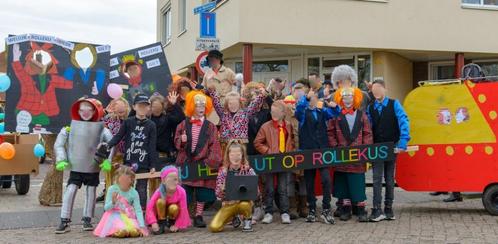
top-left (184, 90), bottom-right (214, 117)
top-left (334, 87), bottom-right (363, 110)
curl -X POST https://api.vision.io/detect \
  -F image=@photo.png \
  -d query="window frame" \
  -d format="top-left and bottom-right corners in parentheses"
top-left (178, 0), bottom-right (187, 37)
top-left (461, 0), bottom-right (498, 10)
top-left (161, 3), bottom-right (172, 46)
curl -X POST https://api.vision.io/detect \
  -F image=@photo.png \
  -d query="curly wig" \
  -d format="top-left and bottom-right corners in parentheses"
top-left (334, 87), bottom-right (363, 110)
top-left (184, 90), bottom-right (213, 117)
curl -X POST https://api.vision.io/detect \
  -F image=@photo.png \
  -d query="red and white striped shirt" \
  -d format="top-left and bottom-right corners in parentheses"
top-left (191, 117), bottom-right (205, 152)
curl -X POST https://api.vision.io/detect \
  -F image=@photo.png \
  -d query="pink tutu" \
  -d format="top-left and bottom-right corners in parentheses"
top-left (94, 195), bottom-right (149, 238)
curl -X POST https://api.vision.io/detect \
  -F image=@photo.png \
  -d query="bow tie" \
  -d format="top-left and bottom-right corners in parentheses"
top-left (190, 119), bottom-right (202, 126)
top-left (342, 109), bottom-right (355, 115)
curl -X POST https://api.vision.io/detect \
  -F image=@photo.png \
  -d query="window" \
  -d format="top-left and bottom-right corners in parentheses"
top-left (235, 60), bottom-right (289, 73)
top-left (429, 62), bottom-right (455, 80)
top-left (307, 54), bottom-right (372, 91)
top-left (462, 0), bottom-right (498, 8)
top-left (178, 0), bottom-right (187, 34)
top-left (475, 60), bottom-right (498, 76)
top-left (162, 7), bottom-right (172, 44)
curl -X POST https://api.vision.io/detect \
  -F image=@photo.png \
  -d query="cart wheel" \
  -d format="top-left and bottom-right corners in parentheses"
top-left (1, 175), bottom-right (12, 189)
top-left (482, 184), bottom-right (498, 216)
top-left (14, 175), bottom-right (30, 195)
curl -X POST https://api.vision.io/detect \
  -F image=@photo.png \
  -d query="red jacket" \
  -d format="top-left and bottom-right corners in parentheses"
top-left (327, 110), bottom-right (373, 173)
top-left (13, 61), bottom-right (73, 116)
top-left (175, 118), bottom-right (222, 189)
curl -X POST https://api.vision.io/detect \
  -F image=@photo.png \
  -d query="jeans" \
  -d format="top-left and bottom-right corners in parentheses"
top-left (264, 172), bottom-right (290, 214)
top-left (372, 159), bottom-right (396, 208)
top-left (304, 168), bottom-right (331, 211)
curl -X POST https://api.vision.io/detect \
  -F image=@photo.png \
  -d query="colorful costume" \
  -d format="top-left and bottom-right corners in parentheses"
top-left (145, 167), bottom-right (191, 232)
top-left (55, 98), bottom-right (113, 233)
top-left (174, 90), bottom-right (222, 227)
top-left (93, 185), bottom-right (148, 238)
top-left (209, 165), bottom-right (256, 233)
top-left (327, 88), bottom-right (372, 222)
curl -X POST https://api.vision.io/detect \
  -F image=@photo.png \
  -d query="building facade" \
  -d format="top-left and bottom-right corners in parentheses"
top-left (157, 0), bottom-right (498, 100)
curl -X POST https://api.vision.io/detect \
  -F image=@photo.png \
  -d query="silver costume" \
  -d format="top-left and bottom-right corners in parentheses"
top-left (57, 120), bottom-right (113, 219)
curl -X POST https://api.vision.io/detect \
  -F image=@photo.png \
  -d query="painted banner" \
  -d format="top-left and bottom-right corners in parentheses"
top-left (109, 42), bottom-right (172, 103)
top-left (178, 142), bottom-right (394, 181)
top-left (5, 33), bottom-right (111, 133)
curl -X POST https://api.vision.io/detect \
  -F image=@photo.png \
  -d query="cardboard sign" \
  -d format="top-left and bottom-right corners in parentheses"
top-left (5, 33), bottom-right (111, 134)
top-left (178, 142), bottom-right (394, 181)
top-left (109, 42), bottom-right (172, 103)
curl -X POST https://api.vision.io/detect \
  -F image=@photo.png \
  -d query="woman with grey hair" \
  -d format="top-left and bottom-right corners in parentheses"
top-left (331, 65), bottom-right (371, 110)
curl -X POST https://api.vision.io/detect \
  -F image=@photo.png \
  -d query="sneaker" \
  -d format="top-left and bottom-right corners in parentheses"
top-left (82, 217), bottom-right (94, 231)
top-left (321, 209), bottom-right (335, 225)
top-left (55, 218), bottom-right (71, 234)
top-left (281, 213), bottom-right (291, 224)
top-left (306, 210), bottom-right (317, 223)
top-left (356, 206), bottom-right (369, 222)
top-left (232, 216), bottom-right (242, 228)
top-left (193, 215), bottom-right (207, 228)
top-left (96, 192), bottom-right (105, 202)
top-left (152, 221), bottom-right (166, 235)
top-left (369, 208), bottom-right (386, 222)
top-left (262, 213), bottom-right (273, 224)
top-left (252, 207), bottom-right (264, 223)
top-left (339, 205), bottom-right (352, 221)
top-left (242, 219), bottom-right (253, 232)
top-left (384, 207), bottom-right (396, 220)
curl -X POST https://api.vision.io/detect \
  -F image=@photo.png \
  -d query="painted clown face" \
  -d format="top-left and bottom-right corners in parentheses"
top-left (194, 94), bottom-right (207, 117)
top-left (78, 101), bottom-right (95, 121)
top-left (341, 89), bottom-right (354, 109)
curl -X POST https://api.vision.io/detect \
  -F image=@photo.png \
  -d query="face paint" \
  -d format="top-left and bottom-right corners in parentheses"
top-left (79, 101), bottom-right (95, 121)
top-left (343, 95), bottom-right (354, 109)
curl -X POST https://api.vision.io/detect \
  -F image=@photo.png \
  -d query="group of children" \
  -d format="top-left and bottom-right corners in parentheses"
top-left (53, 55), bottom-right (410, 238)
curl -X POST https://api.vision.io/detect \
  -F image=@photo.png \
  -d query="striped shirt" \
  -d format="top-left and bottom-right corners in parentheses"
top-left (191, 117), bottom-right (204, 152)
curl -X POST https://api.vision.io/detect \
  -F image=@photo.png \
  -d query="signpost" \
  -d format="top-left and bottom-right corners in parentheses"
top-left (195, 38), bottom-right (220, 51)
top-left (193, 1), bottom-right (216, 15)
top-left (200, 12), bottom-right (216, 38)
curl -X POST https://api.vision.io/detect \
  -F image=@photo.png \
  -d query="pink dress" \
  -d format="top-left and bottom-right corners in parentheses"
top-left (94, 194), bottom-right (149, 237)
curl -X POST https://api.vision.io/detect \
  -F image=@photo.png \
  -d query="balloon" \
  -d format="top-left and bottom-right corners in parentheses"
top-left (0, 142), bottom-right (16, 160)
top-left (107, 83), bottom-right (123, 99)
top-left (33, 143), bottom-right (45, 157)
top-left (0, 74), bottom-right (11, 92)
top-left (0, 123), bottom-right (4, 134)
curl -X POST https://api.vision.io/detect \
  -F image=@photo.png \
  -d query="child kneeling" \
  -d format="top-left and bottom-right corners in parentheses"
top-left (209, 140), bottom-right (256, 233)
top-left (146, 166), bottom-right (191, 235)
top-left (94, 166), bottom-right (148, 238)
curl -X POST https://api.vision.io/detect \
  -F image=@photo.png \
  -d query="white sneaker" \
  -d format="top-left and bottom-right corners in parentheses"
top-left (252, 207), bottom-right (264, 223)
top-left (262, 213), bottom-right (273, 224)
top-left (281, 213), bottom-right (291, 224)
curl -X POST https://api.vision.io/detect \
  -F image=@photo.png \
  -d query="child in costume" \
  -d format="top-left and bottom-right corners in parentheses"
top-left (174, 90), bottom-right (222, 228)
top-left (296, 89), bottom-right (340, 224)
top-left (54, 98), bottom-right (113, 234)
top-left (107, 94), bottom-right (159, 210)
top-left (207, 83), bottom-right (265, 149)
top-left (94, 166), bottom-right (148, 238)
top-left (209, 140), bottom-right (256, 233)
top-left (366, 79), bottom-right (410, 222)
top-left (254, 100), bottom-right (295, 224)
top-left (146, 166), bottom-right (191, 235)
top-left (327, 87), bottom-right (372, 222)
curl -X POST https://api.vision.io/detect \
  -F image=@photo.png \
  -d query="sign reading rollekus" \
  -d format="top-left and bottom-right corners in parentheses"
top-left (178, 142), bottom-right (394, 181)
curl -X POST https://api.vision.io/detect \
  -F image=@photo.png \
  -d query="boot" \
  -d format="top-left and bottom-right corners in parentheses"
top-left (288, 196), bottom-right (299, 220)
top-left (339, 205), bottom-right (352, 221)
top-left (356, 206), bottom-right (368, 222)
top-left (193, 215), bottom-right (207, 228)
top-left (152, 220), bottom-right (166, 235)
top-left (55, 218), bottom-right (71, 234)
top-left (297, 196), bottom-right (308, 218)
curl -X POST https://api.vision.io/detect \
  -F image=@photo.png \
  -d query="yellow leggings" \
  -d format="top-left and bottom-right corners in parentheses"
top-left (208, 201), bottom-right (252, 233)
top-left (156, 200), bottom-right (179, 220)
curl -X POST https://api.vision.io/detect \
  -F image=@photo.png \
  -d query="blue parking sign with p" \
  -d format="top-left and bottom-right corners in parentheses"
top-left (200, 12), bottom-right (216, 38)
